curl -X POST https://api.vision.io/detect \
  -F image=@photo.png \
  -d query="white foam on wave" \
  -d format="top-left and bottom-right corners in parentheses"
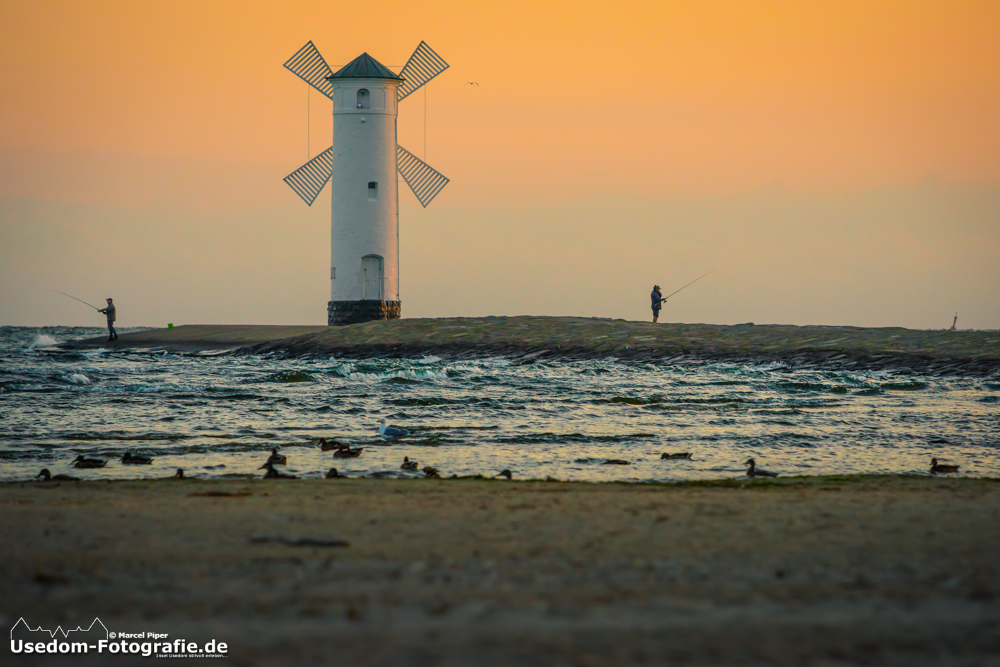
top-left (845, 369), bottom-right (889, 380)
top-left (29, 334), bottom-right (59, 349)
top-left (447, 360), bottom-right (511, 375)
top-left (416, 355), bottom-right (442, 365)
top-left (469, 357), bottom-right (511, 368)
top-left (348, 367), bottom-right (451, 381)
top-left (356, 358), bottom-right (512, 381)
top-left (706, 360), bottom-right (789, 373)
top-left (62, 373), bottom-right (91, 385)
top-left (110, 382), bottom-right (201, 393)
top-left (739, 361), bottom-right (788, 373)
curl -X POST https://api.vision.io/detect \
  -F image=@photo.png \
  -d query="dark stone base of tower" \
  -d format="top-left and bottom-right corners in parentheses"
top-left (328, 300), bottom-right (401, 326)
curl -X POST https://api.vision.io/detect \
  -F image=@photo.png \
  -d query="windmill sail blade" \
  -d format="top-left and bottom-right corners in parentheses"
top-left (284, 147), bottom-right (334, 206)
top-left (284, 41), bottom-right (336, 99)
top-left (397, 145), bottom-right (449, 208)
top-left (397, 42), bottom-right (449, 102)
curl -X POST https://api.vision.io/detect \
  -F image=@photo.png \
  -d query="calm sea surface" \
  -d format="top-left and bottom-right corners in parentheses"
top-left (1, 326), bottom-right (997, 482)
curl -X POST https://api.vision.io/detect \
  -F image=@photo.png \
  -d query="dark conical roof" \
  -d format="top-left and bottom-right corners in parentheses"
top-left (326, 53), bottom-right (401, 80)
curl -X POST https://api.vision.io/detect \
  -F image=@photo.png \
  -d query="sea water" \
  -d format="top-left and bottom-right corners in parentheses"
top-left (1, 326), bottom-right (997, 482)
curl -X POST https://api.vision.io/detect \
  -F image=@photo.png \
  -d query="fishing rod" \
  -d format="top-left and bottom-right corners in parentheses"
top-left (657, 270), bottom-right (715, 304)
top-left (50, 290), bottom-right (102, 311)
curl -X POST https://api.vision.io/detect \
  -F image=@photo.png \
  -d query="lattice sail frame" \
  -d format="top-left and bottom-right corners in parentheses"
top-left (284, 41), bottom-right (336, 99)
top-left (397, 145), bottom-right (450, 208)
top-left (397, 41), bottom-right (450, 102)
top-left (283, 148), bottom-right (334, 206)
top-left (282, 41), bottom-right (451, 207)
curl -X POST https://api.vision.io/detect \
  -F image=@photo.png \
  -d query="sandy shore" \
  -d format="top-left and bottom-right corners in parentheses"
top-left (3, 475), bottom-right (998, 665)
top-left (59, 318), bottom-right (1000, 375)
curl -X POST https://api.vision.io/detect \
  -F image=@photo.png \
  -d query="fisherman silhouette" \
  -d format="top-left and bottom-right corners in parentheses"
top-left (97, 298), bottom-right (117, 341)
top-left (651, 285), bottom-right (665, 323)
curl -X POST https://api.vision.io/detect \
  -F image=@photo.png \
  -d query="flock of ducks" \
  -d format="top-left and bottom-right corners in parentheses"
top-left (257, 445), bottom-right (441, 480)
top-left (33, 451), bottom-right (157, 481)
top-left (318, 439), bottom-right (364, 458)
top-left (29, 420), bottom-right (963, 483)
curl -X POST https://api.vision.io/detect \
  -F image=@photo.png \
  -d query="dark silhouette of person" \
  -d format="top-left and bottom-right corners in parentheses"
top-left (98, 298), bottom-right (117, 341)
top-left (651, 285), bottom-right (666, 323)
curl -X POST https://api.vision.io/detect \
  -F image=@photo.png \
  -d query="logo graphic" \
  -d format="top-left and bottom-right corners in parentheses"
top-left (10, 617), bottom-right (109, 642)
top-left (10, 618), bottom-right (229, 658)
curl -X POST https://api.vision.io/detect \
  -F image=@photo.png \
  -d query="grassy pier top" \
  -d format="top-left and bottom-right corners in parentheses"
top-left (62, 316), bottom-right (1000, 374)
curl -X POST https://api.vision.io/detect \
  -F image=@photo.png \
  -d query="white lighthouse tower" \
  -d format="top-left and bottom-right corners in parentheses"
top-left (282, 43), bottom-right (450, 325)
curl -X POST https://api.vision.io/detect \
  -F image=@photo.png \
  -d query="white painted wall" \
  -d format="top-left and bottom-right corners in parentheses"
top-left (329, 77), bottom-right (401, 302)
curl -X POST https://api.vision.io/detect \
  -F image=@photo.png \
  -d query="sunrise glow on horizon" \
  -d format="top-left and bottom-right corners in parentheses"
top-left (2, 0), bottom-right (998, 328)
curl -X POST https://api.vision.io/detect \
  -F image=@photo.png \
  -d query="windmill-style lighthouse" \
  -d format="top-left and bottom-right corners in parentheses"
top-left (283, 42), bottom-right (450, 325)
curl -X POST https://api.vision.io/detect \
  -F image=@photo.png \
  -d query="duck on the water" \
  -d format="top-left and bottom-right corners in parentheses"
top-left (266, 448), bottom-right (287, 466)
top-left (496, 469), bottom-right (512, 480)
top-left (744, 458), bottom-right (778, 478)
top-left (121, 452), bottom-right (153, 465)
top-left (259, 461), bottom-right (297, 479)
top-left (73, 455), bottom-right (107, 469)
top-left (172, 468), bottom-right (185, 479)
top-left (319, 438), bottom-right (351, 452)
top-left (324, 468), bottom-right (342, 479)
top-left (930, 458), bottom-right (959, 474)
top-left (35, 468), bottom-right (80, 482)
top-left (333, 443), bottom-right (364, 458)
top-left (661, 452), bottom-right (692, 460)
top-left (401, 456), bottom-right (418, 471)
top-left (422, 466), bottom-right (440, 478)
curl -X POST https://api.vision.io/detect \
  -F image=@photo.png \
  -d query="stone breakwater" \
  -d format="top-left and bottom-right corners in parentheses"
top-left (60, 317), bottom-right (1000, 375)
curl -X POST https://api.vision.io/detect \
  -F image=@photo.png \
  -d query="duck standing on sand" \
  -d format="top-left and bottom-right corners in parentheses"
top-left (661, 452), bottom-right (692, 460)
top-left (401, 456), bottom-right (418, 471)
top-left (422, 466), bottom-right (440, 478)
top-left (930, 458), bottom-right (959, 474)
top-left (35, 468), bottom-right (80, 482)
top-left (259, 461), bottom-right (298, 479)
top-left (121, 451), bottom-right (153, 465)
top-left (324, 468), bottom-right (342, 479)
top-left (172, 468), bottom-right (185, 479)
top-left (744, 458), bottom-right (778, 478)
top-left (377, 418), bottom-right (409, 440)
top-left (73, 455), bottom-right (107, 469)
top-left (266, 448), bottom-right (287, 465)
top-left (496, 469), bottom-right (512, 480)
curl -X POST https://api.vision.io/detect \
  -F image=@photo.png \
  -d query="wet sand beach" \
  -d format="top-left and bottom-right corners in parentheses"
top-left (3, 475), bottom-right (998, 665)
top-left (60, 317), bottom-right (1000, 375)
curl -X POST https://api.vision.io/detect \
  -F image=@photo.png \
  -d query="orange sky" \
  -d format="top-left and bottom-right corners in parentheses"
top-left (3, 0), bottom-right (999, 196)
top-left (1, 1), bottom-right (998, 327)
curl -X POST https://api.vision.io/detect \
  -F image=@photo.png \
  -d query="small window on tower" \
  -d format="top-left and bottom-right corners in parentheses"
top-left (368, 182), bottom-right (378, 200)
top-left (357, 89), bottom-right (369, 109)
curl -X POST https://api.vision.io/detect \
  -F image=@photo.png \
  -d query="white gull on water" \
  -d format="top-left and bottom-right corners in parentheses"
top-left (377, 418), bottom-right (409, 439)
